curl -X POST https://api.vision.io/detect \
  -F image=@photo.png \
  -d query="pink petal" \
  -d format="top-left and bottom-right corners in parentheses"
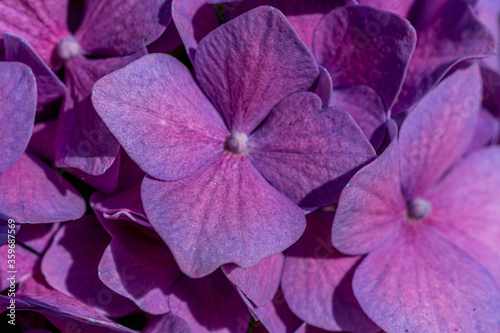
top-left (0, 0), bottom-right (70, 69)
top-left (16, 223), bottom-right (59, 254)
top-left (142, 152), bottom-right (305, 277)
top-left (222, 253), bottom-right (284, 307)
top-left (92, 53), bottom-right (228, 181)
top-left (195, 6), bottom-right (319, 133)
top-left (143, 313), bottom-right (192, 333)
top-left (313, 5), bottom-right (416, 110)
top-left (0, 152), bottom-right (86, 223)
top-left (3, 32), bottom-right (66, 108)
top-left (41, 215), bottom-right (137, 317)
top-left (55, 52), bottom-right (145, 175)
top-left (0, 61), bottom-right (36, 173)
top-left (75, 0), bottom-right (171, 57)
top-left (399, 65), bottom-right (481, 198)
top-left (332, 139), bottom-right (406, 255)
top-left (249, 92), bottom-right (376, 207)
top-left (357, 0), bottom-right (415, 17)
top-left (282, 211), bottom-right (379, 332)
top-left (0, 244), bottom-right (38, 291)
top-left (353, 225), bottom-right (500, 332)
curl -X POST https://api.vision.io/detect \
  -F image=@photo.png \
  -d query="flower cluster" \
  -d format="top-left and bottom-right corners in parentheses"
top-left (1, 0), bottom-right (500, 332)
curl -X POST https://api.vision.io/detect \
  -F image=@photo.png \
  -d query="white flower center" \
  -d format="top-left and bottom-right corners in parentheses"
top-left (57, 36), bottom-right (83, 61)
top-left (226, 132), bottom-right (248, 154)
top-left (407, 198), bottom-right (432, 220)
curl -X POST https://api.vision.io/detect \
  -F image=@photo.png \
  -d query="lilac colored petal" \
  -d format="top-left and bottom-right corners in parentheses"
top-left (170, 270), bottom-right (249, 333)
top-left (249, 92), bottom-right (375, 207)
top-left (7, 276), bottom-right (137, 333)
top-left (143, 313), bottom-right (192, 333)
top-left (55, 52), bottom-right (145, 176)
top-left (171, 0), bottom-right (220, 62)
top-left (393, 0), bottom-right (496, 114)
top-left (314, 5), bottom-right (416, 110)
top-left (91, 183), bottom-right (148, 226)
top-left (142, 152), bottom-right (305, 277)
top-left (147, 20), bottom-right (183, 54)
top-left (228, 0), bottom-right (351, 51)
top-left (16, 223), bottom-right (59, 254)
top-left (29, 120), bottom-right (57, 161)
top-left (222, 253), bottom-right (284, 307)
top-left (68, 153), bottom-right (121, 193)
top-left (282, 211), bottom-right (378, 332)
top-left (333, 139), bottom-right (406, 255)
top-left (92, 53), bottom-right (228, 181)
top-left (399, 65), bottom-right (481, 198)
top-left (75, 0), bottom-right (171, 57)
top-left (357, 0), bottom-right (414, 17)
top-left (477, 0), bottom-right (500, 70)
top-left (426, 147), bottom-right (500, 286)
top-left (0, 61), bottom-right (36, 174)
top-left (330, 85), bottom-right (387, 149)
top-left (313, 66), bottom-right (333, 109)
top-left (115, 150), bottom-right (146, 192)
top-left (3, 32), bottom-right (66, 107)
top-left (0, 152), bottom-right (86, 223)
top-left (376, 118), bottom-right (398, 155)
top-left (98, 224), bottom-right (181, 314)
top-left (41, 215), bottom-right (137, 317)
top-left (353, 225), bottom-right (500, 332)
top-left (251, 291), bottom-right (304, 333)
top-left (195, 6), bottom-right (319, 134)
top-left (0, 0), bottom-right (69, 69)
top-left (467, 108), bottom-right (499, 153)
top-left (0, 244), bottom-right (38, 291)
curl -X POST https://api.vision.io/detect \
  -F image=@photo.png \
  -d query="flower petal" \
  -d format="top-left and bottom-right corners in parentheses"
top-left (467, 108), bottom-right (499, 153)
top-left (353, 225), bottom-right (500, 332)
top-left (143, 313), bottom-right (192, 333)
top-left (393, 0), bottom-right (496, 113)
top-left (313, 5), bottom-right (416, 110)
top-left (55, 52), bottom-right (145, 175)
top-left (142, 152), bottom-right (305, 277)
top-left (0, 152), bottom-right (86, 223)
top-left (3, 32), bottom-right (66, 108)
top-left (357, 0), bottom-right (414, 17)
top-left (399, 65), bottom-right (481, 198)
top-left (332, 139), bottom-right (406, 255)
top-left (41, 215), bottom-right (137, 317)
top-left (92, 53), bottom-right (228, 182)
top-left (0, 61), bottom-right (36, 174)
top-left (75, 0), bottom-right (171, 56)
top-left (249, 92), bottom-right (375, 207)
top-left (0, 0), bottom-right (69, 69)
top-left (282, 211), bottom-right (379, 332)
top-left (195, 6), bottom-right (319, 133)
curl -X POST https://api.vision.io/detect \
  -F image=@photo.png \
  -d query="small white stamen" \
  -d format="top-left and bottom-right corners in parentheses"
top-left (57, 36), bottom-right (83, 61)
top-left (226, 132), bottom-right (248, 154)
top-left (407, 198), bottom-right (432, 220)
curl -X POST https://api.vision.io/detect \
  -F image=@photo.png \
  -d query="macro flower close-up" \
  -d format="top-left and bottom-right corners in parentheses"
top-left (1, 0), bottom-right (500, 332)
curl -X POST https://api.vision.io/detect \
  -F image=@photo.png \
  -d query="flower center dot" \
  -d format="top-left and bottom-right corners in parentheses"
top-left (57, 36), bottom-right (83, 61)
top-left (226, 132), bottom-right (248, 154)
top-left (407, 198), bottom-right (432, 220)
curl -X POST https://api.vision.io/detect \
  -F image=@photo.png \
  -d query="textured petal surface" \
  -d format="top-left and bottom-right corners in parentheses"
top-left (16, 223), bottom-right (59, 254)
top-left (357, 0), bottom-right (414, 17)
top-left (249, 92), bottom-right (375, 207)
top-left (222, 253), bottom-right (284, 307)
top-left (353, 225), bottom-right (500, 332)
top-left (250, 290), bottom-right (303, 333)
top-left (333, 140), bottom-right (406, 255)
top-left (92, 53), bottom-right (228, 181)
top-left (330, 85), bottom-right (387, 149)
top-left (55, 52), bottom-right (145, 175)
top-left (3, 32), bottom-right (66, 107)
top-left (477, 0), bottom-right (500, 70)
top-left (41, 215), bottom-right (136, 317)
top-left (399, 65), bottom-right (481, 198)
top-left (99, 224), bottom-right (181, 314)
top-left (75, 0), bottom-right (171, 56)
top-left (314, 5), bottom-right (416, 110)
top-left (142, 152), bottom-right (306, 277)
top-left (195, 6), bottom-right (319, 134)
top-left (0, 152), bottom-right (86, 223)
top-left (143, 313), bottom-right (192, 333)
top-left (282, 211), bottom-right (378, 332)
top-left (426, 147), bottom-right (500, 286)
top-left (0, 0), bottom-right (69, 69)
top-left (170, 270), bottom-right (249, 333)
top-left (0, 61), bottom-right (36, 174)
top-left (393, 0), bottom-right (496, 113)
top-left (171, 0), bottom-right (220, 62)
top-left (467, 108), bottom-right (499, 153)
top-left (0, 243), bottom-right (38, 291)
top-left (314, 66), bottom-right (333, 108)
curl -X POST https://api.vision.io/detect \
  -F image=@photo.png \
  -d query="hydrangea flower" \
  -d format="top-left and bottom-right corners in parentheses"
top-left (92, 6), bottom-right (375, 277)
top-left (332, 65), bottom-right (500, 332)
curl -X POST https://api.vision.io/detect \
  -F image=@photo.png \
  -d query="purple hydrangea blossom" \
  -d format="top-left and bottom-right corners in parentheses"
top-left (332, 65), bottom-right (500, 332)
